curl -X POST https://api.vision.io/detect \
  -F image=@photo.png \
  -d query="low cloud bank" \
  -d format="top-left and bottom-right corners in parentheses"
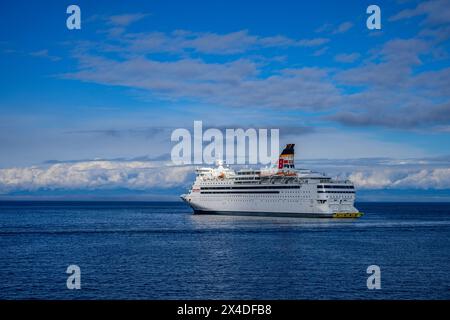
top-left (0, 160), bottom-right (193, 193)
top-left (0, 157), bottom-right (450, 194)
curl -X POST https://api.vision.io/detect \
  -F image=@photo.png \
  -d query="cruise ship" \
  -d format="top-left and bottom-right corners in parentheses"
top-left (181, 144), bottom-right (362, 218)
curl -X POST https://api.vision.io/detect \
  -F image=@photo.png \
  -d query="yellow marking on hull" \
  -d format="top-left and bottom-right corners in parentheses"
top-left (332, 212), bottom-right (363, 218)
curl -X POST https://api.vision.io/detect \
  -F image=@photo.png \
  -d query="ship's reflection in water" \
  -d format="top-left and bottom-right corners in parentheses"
top-left (189, 212), bottom-right (360, 231)
top-left (188, 209), bottom-right (450, 231)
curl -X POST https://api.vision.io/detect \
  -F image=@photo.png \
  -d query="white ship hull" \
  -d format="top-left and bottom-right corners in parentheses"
top-left (182, 182), bottom-right (360, 218)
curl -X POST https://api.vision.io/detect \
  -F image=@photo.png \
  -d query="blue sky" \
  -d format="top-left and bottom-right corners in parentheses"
top-left (0, 0), bottom-right (450, 200)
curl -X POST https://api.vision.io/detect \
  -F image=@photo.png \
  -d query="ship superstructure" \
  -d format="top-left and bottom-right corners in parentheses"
top-left (181, 144), bottom-right (362, 218)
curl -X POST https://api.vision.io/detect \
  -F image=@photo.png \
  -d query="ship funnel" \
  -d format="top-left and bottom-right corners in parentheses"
top-left (278, 144), bottom-right (295, 170)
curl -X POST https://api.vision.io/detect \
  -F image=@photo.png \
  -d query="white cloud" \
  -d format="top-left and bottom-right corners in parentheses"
top-left (334, 52), bottom-right (360, 63)
top-left (390, 0), bottom-right (450, 26)
top-left (108, 13), bottom-right (149, 27)
top-left (0, 160), bottom-right (193, 193)
top-left (333, 22), bottom-right (353, 34)
top-left (297, 38), bottom-right (329, 47)
top-left (60, 13), bottom-right (450, 131)
top-left (111, 29), bottom-right (330, 55)
top-left (315, 21), bottom-right (353, 34)
top-left (390, 0), bottom-right (450, 43)
top-left (331, 38), bottom-right (450, 128)
top-left (29, 49), bottom-right (61, 61)
top-left (63, 55), bottom-right (341, 110)
top-left (349, 168), bottom-right (450, 189)
top-left (312, 46), bottom-right (328, 56)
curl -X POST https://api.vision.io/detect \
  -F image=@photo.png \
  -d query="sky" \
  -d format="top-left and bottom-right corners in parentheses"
top-left (0, 0), bottom-right (450, 200)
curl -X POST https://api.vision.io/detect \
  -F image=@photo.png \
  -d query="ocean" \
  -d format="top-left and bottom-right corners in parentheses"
top-left (0, 201), bottom-right (449, 300)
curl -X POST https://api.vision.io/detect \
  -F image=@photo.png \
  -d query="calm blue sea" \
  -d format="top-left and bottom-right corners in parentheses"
top-left (0, 201), bottom-right (449, 300)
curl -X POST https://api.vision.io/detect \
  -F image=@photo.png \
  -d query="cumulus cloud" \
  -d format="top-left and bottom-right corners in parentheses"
top-left (349, 168), bottom-right (450, 190)
top-left (303, 157), bottom-right (450, 190)
top-left (0, 160), bottom-right (193, 193)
